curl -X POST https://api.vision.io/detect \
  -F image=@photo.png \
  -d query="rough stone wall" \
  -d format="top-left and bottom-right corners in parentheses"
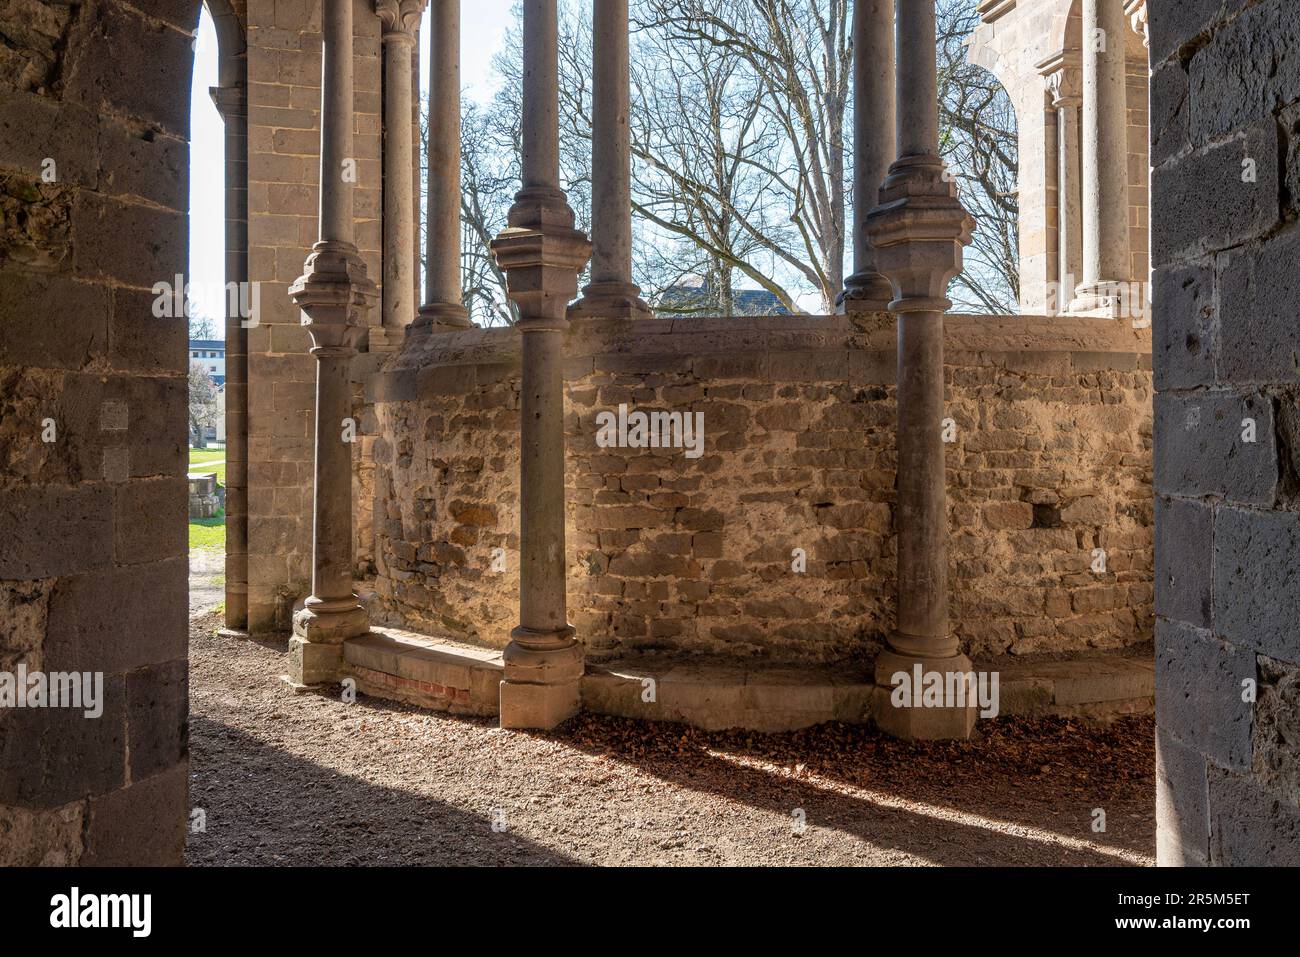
top-left (1151, 0), bottom-right (1300, 866)
top-left (368, 315), bottom-right (1152, 668)
top-left (244, 0), bottom-right (383, 632)
top-left (0, 0), bottom-right (197, 864)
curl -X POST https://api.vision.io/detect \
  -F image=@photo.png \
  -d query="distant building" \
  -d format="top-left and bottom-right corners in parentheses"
top-left (189, 338), bottom-right (226, 386)
top-left (654, 279), bottom-right (791, 317)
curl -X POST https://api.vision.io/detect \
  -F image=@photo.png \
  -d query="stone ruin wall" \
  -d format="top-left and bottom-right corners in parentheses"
top-left (364, 315), bottom-right (1153, 668)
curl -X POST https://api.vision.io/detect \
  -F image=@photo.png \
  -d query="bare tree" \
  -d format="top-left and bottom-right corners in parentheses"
top-left (449, 0), bottom-right (1019, 319)
top-left (938, 0), bottom-right (1019, 313)
top-left (188, 362), bottom-right (219, 449)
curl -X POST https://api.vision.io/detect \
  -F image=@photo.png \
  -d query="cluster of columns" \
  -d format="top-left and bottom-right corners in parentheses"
top-left (289, 0), bottom-right (981, 739)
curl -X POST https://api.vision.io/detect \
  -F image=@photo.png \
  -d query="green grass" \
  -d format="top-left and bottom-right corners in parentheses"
top-left (189, 448), bottom-right (227, 485)
top-left (189, 515), bottom-right (226, 550)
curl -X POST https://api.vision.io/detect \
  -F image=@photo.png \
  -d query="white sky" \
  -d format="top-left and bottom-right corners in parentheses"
top-left (189, 3), bottom-right (516, 335)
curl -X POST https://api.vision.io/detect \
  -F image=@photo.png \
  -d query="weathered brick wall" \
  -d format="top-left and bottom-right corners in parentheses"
top-left (244, 0), bottom-right (383, 632)
top-left (368, 315), bottom-right (1152, 668)
top-left (1151, 0), bottom-right (1300, 866)
top-left (0, 0), bottom-right (198, 864)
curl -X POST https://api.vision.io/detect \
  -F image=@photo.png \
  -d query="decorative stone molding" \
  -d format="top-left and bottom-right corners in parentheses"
top-left (1042, 61), bottom-right (1082, 109)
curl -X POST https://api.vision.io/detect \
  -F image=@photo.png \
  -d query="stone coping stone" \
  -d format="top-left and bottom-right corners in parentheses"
top-left (339, 630), bottom-right (1153, 731)
top-left (369, 313), bottom-right (1153, 403)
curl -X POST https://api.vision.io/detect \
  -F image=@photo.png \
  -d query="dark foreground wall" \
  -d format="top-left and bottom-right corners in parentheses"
top-left (0, 0), bottom-right (202, 864)
top-left (1152, 0), bottom-right (1300, 865)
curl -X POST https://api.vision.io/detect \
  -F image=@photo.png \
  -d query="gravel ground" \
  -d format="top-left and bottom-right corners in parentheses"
top-left (189, 549), bottom-right (224, 618)
top-left (187, 611), bottom-right (1155, 866)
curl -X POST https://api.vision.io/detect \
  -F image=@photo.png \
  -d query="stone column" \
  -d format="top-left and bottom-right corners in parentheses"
top-left (569, 0), bottom-right (649, 319)
top-left (491, 0), bottom-right (592, 729)
top-left (1071, 0), bottom-right (1131, 314)
top-left (1045, 61), bottom-right (1083, 312)
top-left (414, 0), bottom-right (473, 332)
top-left (373, 0), bottom-right (427, 352)
top-left (211, 83), bottom-right (249, 637)
top-left (840, 0), bottom-right (895, 313)
top-left (287, 0), bottom-right (379, 686)
top-left (866, 0), bottom-right (974, 740)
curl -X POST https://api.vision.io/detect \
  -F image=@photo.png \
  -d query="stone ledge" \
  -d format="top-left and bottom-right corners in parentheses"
top-left (342, 627), bottom-right (503, 717)
top-left (339, 631), bottom-right (1153, 731)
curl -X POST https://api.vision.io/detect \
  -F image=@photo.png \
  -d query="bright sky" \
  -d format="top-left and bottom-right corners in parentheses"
top-left (188, 3), bottom-right (517, 336)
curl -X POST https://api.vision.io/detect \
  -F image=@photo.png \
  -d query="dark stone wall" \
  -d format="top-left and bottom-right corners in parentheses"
top-left (1152, 0), bottom-right (1300, 865)
top-left (0, 0), bottom-right (203, 865)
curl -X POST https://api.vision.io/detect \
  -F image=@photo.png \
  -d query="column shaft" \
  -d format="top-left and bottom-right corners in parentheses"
top-left (417, 0), bottom-right (472, 330)
top-left (1075, 0), bottom-right (1131, 309)
top-left (841, 0), bottom-right (895, 312)
top-left (321, 0), bottom-right (354, 245)
top-left (381, 25), bottom-right (418, 333)
top-left (571, 0), bottom-right (649, 319)
top-left (895, 0), bottom-right (938, 159)
top-left (1057, 100), bottom-right (1083, 296)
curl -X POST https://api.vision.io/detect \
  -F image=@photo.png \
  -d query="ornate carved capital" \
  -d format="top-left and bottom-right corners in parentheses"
top-left (1044, 65), bottom-right (1082, 109)
top-left (1124, 0), bottom-right (1149, 48)
top-left (374, 0), bottom-right (426, 41)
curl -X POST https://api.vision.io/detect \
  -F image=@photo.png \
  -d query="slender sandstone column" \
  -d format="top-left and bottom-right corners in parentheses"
top-left (840, 0), bottom-right (895, 312)
top-left (374, 0), bottom-right (427, 351)
top-left (570, 0), bottom-right (649, 319)
top-left (865, 0), bottom-right (974, 740)
top-left (491, 0), bottom-right (591, 729)
top-left (211, 83), bottom-right (249, 636)
top-left (1047, 63), bottom-right (1083, 310)
top-left (1072, 0), bottom-right (1130, 313)
top-left (415, 0), bottom-right (473, 331)
top-left (287, 0), bottom-right (378, 685)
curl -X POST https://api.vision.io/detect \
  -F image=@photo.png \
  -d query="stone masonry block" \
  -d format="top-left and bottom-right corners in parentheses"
top-left (1153, 391), bottom-right (1276, 503)
top-left (1156, 727), bottom-right (1209, 866)
top-left (1208, 768), bottom-right (1300, 865)
top-left (1151, 262), bottom-right (1215, 392)
top-left (1154, 496), bottom-right (1212, 628)
top-left (1218, 228), bottom-right (1300, 385)
top-left (1155, 619), bottom-right (1253, 772)
top-left (1213, 505), bottom-right (1300, 661)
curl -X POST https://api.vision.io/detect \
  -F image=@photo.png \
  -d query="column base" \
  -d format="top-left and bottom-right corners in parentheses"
top-left (292, 597), bottom-right (368, 644)
top-left (872, 648), bottom-right (977, 741)
top-left (413, 302), bottom-right (474, 332)
top-left (368, 326), bottom-right (403, 353)
top-left (569, 281), bottom-right (653, 320)
top-left (1068, 280), bottom-right (1133, 319)
top-left (287, 635), bottom-right (345, 687)
top-left (838, 272), bottom-right (894, 314)
top-left (498, 626), bottom-right (584, 730)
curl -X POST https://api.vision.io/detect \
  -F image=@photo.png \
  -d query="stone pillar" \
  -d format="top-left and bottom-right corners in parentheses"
top-left (414, 0), bottom-right (473, 332)
top-left (491, 0), bottom-right (592, 729)
top-left (373, 0), bottom-right (427, 352)
top-left (1045, 60), bottom-right (1083, 312)
top-left (211, 84), bottom-right (249, 637)
top-left (840, 0), bottom-right (895, 313)
top-left (1072, 0), bottom-right (1131, 314)
top-left (569, 0), bottom-right (649, 320)
top-left (866, 0), bottom-right (974, 741)
top-left (287, 0), bottom-right (379, 686)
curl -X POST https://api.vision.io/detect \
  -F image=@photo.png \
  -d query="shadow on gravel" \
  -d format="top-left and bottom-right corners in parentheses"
top-left (186, 716), bottom-right (580, 866)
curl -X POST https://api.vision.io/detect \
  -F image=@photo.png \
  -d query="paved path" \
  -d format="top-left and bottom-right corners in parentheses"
top-left (189, 549), bottom-right (224, 618)
top-left (186, 611), bottom-right (1156, 867)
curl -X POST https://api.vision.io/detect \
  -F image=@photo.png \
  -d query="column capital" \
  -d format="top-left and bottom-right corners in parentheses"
top-left (1124, 0), bottom-right (1149, 48)
top-left (209, 83), bottom-right (247, 120)
top-left (491, 188), bottom-right (592, 326)
top-left (865, 155), bottom-right (975, 313)
top-left (290, 240), bottom-right (379, 350)
top-left (375, 0), bottom-right (426, 41)
top-left (1037, 51), bottom-right (1082, 108)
